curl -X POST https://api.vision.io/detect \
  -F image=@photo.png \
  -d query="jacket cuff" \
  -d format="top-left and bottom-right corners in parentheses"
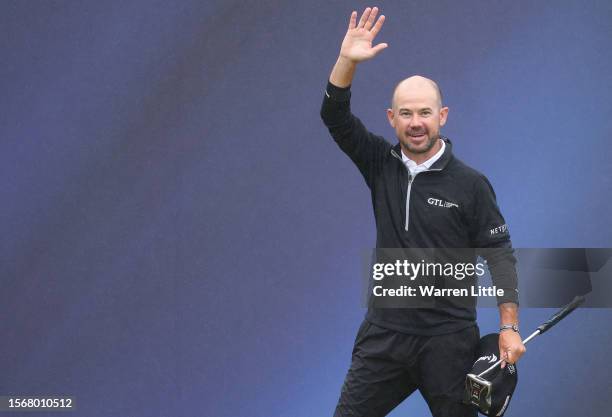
top-left (496, 289), bottom-right (519, 306)
top-left (325, 81), bottom-right (351, 102)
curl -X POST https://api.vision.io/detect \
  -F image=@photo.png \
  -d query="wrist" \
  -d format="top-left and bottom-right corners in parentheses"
top-left (329, 56), bottom-right (357, 89)
top-left (498, 302), bottom-right (519, 329)
top-left (499, 323), bottom-right (519, 333)
top-left (337, 54), bottom-right (358, 66)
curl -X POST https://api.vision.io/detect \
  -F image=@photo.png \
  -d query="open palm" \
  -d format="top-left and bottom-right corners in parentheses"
top-left (340, 7), bottom-right (387, 63)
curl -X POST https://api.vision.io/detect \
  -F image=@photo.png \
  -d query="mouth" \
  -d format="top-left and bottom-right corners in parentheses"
top-left (406, 133), bottom-right (427, 141)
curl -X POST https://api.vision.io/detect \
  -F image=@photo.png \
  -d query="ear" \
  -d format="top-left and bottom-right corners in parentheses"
top-left (386, 108), bottom-right (395, 128)
top-left (439, 106), bottom-right (449, 127)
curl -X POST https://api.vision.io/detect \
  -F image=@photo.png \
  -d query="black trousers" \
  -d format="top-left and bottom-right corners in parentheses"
top-left (333, 320), bottom-right (480, 417)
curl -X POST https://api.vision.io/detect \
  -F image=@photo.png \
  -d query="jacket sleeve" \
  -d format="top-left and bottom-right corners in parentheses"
top-left (469, 175), bottom-right (519, 305)
top-left (320, 81), bottom-right (391, 189)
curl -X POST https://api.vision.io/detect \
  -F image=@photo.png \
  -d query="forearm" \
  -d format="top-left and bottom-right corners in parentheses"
top-left (329, 55), bottom-right (357, 88)
top-left (498, 302), bottom-right (519, 326)
top-left (319, 76), bottom-right (390, 190)
top-left (483, 247), bottom-right (519, 305)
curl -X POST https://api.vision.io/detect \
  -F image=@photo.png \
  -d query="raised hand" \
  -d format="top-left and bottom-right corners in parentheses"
top-left (340, 7), bottom-right (388, 63)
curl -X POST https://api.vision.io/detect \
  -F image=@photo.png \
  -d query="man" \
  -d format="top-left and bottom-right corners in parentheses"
top-left (320, 7), bottom-right (526, 417)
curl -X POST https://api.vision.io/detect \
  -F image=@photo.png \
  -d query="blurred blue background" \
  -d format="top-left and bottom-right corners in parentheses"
top-left (1, 1), bottom-right (610, 416)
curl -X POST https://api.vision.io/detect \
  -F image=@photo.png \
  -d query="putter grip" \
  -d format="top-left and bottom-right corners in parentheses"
top-left (536, 295), bottom-right (585, 334)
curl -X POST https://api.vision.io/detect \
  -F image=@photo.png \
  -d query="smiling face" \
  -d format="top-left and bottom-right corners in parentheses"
top-left (387, 76), bottom-right (449, 163)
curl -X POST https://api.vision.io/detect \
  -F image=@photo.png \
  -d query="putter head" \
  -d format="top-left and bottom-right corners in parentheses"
top-left (464, 373), bottom-right (492, 414)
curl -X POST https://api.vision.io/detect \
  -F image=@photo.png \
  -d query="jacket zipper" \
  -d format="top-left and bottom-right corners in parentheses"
top-left (405, 174), bottom-right (415, 231)
top-left (391, 149), bottom-right (442, 233)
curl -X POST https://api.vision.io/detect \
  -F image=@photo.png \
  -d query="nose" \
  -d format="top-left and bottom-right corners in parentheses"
top-left (408, 114), bottom-right (423, 128)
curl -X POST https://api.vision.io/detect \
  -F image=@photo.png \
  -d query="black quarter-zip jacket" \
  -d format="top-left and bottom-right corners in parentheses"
top-left (321, 81), bottom-right (518, 335)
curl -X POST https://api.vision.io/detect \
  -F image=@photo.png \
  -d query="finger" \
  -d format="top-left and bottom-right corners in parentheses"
top-left (371, 42), bottom-right (388, 56)
top-left (364, 6), bottom-right (379, 30)
top-left (370, 14), bottom-right (386, 37)
top-left (517, 343), bottom-right (526, 360)
top-left (348, 11), bottom-right (357, 30)
top-left (357, 7), bottom-right (372, 28)
top-left (500, 350), bottom-right (506, 368)
top-left (506, 349), bottom-right (515, 365)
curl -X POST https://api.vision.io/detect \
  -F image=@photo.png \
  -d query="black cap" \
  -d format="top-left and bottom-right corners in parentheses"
top-left (466, 333), bottom-right (518, 416)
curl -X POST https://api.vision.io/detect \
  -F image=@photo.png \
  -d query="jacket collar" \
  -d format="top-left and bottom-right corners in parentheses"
top-left (391, 136), bottom-right (453, 171)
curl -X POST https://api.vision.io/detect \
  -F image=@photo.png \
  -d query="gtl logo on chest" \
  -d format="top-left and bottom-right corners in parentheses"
top-left (427, 197), bottom-right (459, 209)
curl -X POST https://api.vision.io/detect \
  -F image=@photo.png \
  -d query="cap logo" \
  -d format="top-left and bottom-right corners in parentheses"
top-left (476, 354), bottom-right (497, 364)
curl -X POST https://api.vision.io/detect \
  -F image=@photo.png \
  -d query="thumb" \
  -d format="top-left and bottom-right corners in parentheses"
top-left (372, 43), bottom-right (388, 55)
top-left (506, 348), bottom-right (514, 366)
top-left (500, 350), bottom-right (507, 369)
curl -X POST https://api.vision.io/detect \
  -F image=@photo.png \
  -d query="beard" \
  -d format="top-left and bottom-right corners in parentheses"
top-left (400, 129), bottom-right (440, 154)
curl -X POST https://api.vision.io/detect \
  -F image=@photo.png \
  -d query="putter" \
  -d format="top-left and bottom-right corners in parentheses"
top-left (464, 295), bottom-right (586, 415)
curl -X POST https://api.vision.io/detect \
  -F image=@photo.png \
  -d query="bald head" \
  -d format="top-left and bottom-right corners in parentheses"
top-left (391, 75), bottom-right (443, 110)
top-left (386, 75), bottom-right (449, 162)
